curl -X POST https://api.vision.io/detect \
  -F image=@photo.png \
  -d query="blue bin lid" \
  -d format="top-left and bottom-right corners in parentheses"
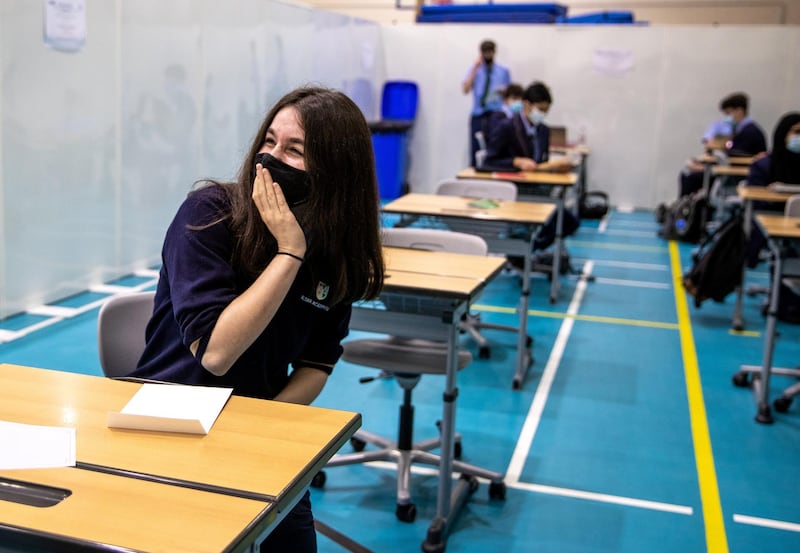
top-left (381, 81), bottom-right (419, 121)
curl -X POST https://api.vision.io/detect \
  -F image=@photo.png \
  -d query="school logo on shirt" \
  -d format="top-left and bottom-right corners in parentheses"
top-left (300, 281), bottom-right (331, 311)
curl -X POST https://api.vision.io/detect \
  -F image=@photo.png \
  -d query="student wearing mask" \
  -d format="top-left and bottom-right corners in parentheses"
top-left (462, 39), bottom-right (512, 167)
top-left (747, 112), bottom-right (800, 187)
top-left (130, 86), bottom-right (385, 553)
top-left (484, 81), bottom-right (553, 171)
top-left (679, 92), bottom-right (767, 198)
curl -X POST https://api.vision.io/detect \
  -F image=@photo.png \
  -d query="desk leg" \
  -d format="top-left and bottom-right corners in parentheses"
top-left (513, 236), bottom-right (534, 390)
top-left (550, 195), bottom-right (564, 304)
top-left (755, 240), bottom-right (780, 424)
top-left (731, 200), bottom-right (752, 331)
top-left (699, 163), bottom-right (712, 239)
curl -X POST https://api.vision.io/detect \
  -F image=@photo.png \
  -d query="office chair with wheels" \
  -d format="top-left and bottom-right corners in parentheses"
top-left (97, 291), bottom-right (156, 378)
top-left (319, 228), bottom-right (507, 523)
top-left (435, 179), bottom-right (527, 358)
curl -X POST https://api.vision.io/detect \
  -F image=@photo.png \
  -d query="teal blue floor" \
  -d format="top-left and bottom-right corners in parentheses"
top-left (1, 211), bottom-right (799, 552)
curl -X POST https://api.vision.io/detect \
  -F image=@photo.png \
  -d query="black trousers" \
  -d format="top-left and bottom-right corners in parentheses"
top-left (260, 490), bottom-right (316, 553)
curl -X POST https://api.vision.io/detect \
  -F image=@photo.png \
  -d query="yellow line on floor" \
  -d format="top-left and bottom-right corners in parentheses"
top-left (669, 241), bottom-right (729, 553)
top-left (473, 304), bottom-right (679, 330)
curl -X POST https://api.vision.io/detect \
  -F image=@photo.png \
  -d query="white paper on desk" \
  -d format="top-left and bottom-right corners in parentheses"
top-left (107, 383), bottom-right (233, 435)
top-left (0, 421), bottom-right (76, 470)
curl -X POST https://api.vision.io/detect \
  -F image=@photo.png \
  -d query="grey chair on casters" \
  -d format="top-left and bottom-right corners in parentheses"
top-left (318, 228), bottom-right (507, 523)
top-left (97, 291), bottom-right (155, 378)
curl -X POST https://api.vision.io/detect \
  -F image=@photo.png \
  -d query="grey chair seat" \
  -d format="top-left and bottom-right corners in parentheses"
top-left (342, 337), bottom-right (472, 376)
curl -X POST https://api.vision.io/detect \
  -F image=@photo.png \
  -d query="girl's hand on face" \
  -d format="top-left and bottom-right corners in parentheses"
top-left (252, 164), bottom-right (307, 258)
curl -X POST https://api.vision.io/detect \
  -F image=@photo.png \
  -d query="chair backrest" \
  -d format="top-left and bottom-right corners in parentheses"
top-left (435, 178), bottom-right (517, 240)
top-left (436, 178), bottom-right (518, 201)
top-left (382, 227), bottom-right (488, 256)
top-left (97, 291), bottom-right (155, 378)
top-left (474, 131), bottom-right (487, 151)
top-left (785, 194), bottom-right (800, 217)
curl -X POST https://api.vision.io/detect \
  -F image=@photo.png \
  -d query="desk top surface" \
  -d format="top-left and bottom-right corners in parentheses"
top-left (737, 185), bottom-right (794, 203)
top-left (382, 246), bottom-right (506, 301)
top-left (457, 167), bottom-right (577, 186)
top-left (0, 363), bottom-right (361, 500)
top-left (756, 214), bottom-right (800, 239)
top-left (712, 165), bottom-right (750, 177)
top-left (694, 154), bottom-right (756, 166)
top-left (0, 466), bottom-right (270, 553)
top-left (383, 193), bottom-right (555, 224)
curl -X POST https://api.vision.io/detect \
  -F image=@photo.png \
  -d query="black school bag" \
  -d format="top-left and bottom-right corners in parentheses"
top-left (682, 214), bottom-right (745, 308)
top-left (658, 191), bottom-right (707, 244)
top-left (579, 191), bottom-right (609, 219)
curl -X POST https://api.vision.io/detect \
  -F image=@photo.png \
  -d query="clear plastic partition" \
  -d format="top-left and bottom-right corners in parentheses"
top-left (0, 0), bottom-right (384, 319)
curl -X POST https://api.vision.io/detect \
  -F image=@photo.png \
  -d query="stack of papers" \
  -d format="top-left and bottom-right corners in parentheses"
top-left (108, 383), bottom-right (233, 435)
top-left (0, 421), bottom-right (76, 470)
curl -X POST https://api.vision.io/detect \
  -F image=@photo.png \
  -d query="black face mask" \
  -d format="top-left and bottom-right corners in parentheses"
top-left (253, 152), bottom-right (310, 207)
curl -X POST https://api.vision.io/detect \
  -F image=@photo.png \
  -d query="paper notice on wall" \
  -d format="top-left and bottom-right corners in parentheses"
top-left (43, 0), bottom-right (86, 53)
top-left (592, 48), bottom-right (635, 77)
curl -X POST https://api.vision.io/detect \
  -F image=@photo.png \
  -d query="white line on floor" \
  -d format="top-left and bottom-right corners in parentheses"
top-left (505, 261), bottom-right (593, 483)
top-left (592, 277), bottom-right (671, 289)
top-left (358, 460), bottom-right (692, 515)
top-left (733, 514), bottom-right (800, 533)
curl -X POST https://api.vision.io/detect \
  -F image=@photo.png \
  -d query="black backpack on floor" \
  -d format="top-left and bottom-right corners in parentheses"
top-left (682, 214), bottom-right (745, 307)
top-left (658, 191), bottom-right (707, 244)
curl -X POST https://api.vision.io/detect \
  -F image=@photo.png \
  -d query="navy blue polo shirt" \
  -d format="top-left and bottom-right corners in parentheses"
top-left (131, 184), bottom-right (351, 400)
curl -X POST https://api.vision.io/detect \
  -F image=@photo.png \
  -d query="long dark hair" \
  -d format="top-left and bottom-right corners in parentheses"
top-left (770, 112), bottom-right (800, 185)
top-left (199, 86), bottom-right (384, 305)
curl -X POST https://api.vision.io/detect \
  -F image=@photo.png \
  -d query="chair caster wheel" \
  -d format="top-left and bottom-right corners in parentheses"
top-left (396, 502), bottom-right (417, 522)
top-left (489, 481), bottom-right (506, 500)
top-left (478, 346), bottom-right (490, 359)
top-left (454, 440), bottom-right (462, 459)
top-left (732, 372), bottom-right (750, 387)
top-left (774, 396), bottom-right (792, 413)
top-left (350, 436), bottom-right (366, 452)
top-left (310, 470), bottom-right (326, 488)
top-left (526, 335), bottom-right (533, 347)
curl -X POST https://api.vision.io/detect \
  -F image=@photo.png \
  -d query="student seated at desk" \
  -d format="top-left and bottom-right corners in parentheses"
top-left (744, 112), bottom-right (800, 267)
top-left (679, 92), bottom-right (767, 198)
top-left (129, 86), bottom-right (385, 553)
top-left (484, 81), bottom-right (553, 171)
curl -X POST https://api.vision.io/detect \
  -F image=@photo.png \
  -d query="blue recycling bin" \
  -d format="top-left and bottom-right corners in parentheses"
top-left (370, 81), bottom-right (418, 200)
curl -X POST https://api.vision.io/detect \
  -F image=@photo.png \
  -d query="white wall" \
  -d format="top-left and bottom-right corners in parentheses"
top-left (381, 24), bottom-right (800, 209)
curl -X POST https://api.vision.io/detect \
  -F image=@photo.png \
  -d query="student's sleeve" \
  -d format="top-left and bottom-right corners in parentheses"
top-left (484, 117), bottom-right (515, 169)
top-left (162, 189), bottom-right (240, 362)
top-left (747, 156), bottom-right (771, 187)
top-left (292, 303), bottom-right (352, 375)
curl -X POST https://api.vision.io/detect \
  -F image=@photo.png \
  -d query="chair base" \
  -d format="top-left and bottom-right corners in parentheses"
top-left (324, 424), bottom-right (504, 522)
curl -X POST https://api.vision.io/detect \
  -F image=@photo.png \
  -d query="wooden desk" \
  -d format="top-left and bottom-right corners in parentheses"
top-left (0, 363), bottom-right (361, 550)
top-left (733, 215), bottom-right (800, 424)
top-left (350, 247), bottom-right (506, 552)
top-left (712, 165), bottom-right (750, 178)
top-left (456, 169), bottom-right (577, 302)
top-left (383, 193), bottom-right (555, 387)
top-left (457, 167), bottom-right (577, 187)
top-left (0, 467), bottom-right (270, 553)
top-left (731, 186), bottom-right (795, 330)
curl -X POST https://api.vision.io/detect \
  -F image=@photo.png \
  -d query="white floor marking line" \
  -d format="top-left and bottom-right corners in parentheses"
top-left (359, 461), bottom-right (693, 515)
top-left (597, 217), bottom-right (609, 233)
top-left (592, 277), bottom-right (671, 289)
top-left (580, 259), bottom-right (668, 271)
top-left (602, 229), bottom-right (660, 237)
top-left (505, 260), bottom-right (593, 483)
top-left (733, 514), bottom-right (800, 533)
top-left (513, 481), bottom-right (693, 515)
